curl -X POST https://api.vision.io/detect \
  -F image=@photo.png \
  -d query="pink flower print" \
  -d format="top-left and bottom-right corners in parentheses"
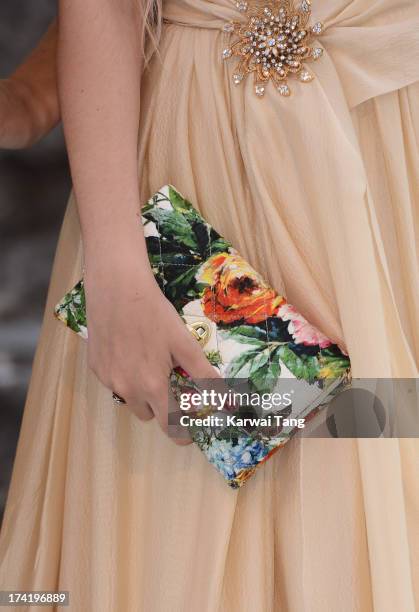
top-left (278, 303), bottom-right (332, 349)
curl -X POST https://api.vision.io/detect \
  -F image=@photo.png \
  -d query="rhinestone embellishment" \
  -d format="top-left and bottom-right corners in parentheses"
top-left (299, 69), bottom-right (313, 82)
top-left (221, 0), bottom-right (325, 97)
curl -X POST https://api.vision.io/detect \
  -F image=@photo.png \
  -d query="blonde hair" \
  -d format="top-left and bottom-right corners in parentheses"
top-left (141, 0), bottom-right (163, 64)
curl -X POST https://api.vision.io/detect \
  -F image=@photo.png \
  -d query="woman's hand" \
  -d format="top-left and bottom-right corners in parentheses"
top-left (84, 238), bottom-right (219, 443)
top-left (0, 22), bottom-right (59, 149)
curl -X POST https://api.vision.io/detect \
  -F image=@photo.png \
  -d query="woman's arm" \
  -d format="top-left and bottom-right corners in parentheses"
top-left (58, 0), bottom-right (217, 438)
top-left (58, 0), bottom-right (144, 254)
top-left (0, 21), bottom-right (59, 149)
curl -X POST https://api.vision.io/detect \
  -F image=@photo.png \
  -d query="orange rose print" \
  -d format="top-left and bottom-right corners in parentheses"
top-left (198, 252), bottom-right (284, 325)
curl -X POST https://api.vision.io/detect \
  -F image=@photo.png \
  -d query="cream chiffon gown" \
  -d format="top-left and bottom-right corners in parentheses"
top-left (1, 0), bottom-right (419, 610)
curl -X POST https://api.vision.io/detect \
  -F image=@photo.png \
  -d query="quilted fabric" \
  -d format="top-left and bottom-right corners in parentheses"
top-left (55, 185), bottom-right (351, 487)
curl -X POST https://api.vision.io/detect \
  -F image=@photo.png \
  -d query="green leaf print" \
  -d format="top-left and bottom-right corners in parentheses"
top-left (277, 345), bottom-right (320, 383)
top-left (318, 352), bottom-right (351, 378)
top-left (226, 346), bottom-right (282, 394)
top-left (248, 348), bottom-right (271, 375)
top-left (168, 185), bottom-right (195, 215)
top-left (55, 281), bottom-right (87, 334)
top-left (205, 350), bottom-right (223, 367)
top-left (208, 237), bottom-right (233, 254)
top-left (226, 349), bottom-right (260, 379)
top-left (143, 208), bottom-right (200, 251)
top-left (163, 265), bottom-right (203, 308)
top-left (249, 362), bottom-right (281, 394)
top-left (248, 349), bottom-right (281, 393)
top-left (65, 307), bottom-right (82, 333)
top-left (222, 325), bottom-right (268, 346)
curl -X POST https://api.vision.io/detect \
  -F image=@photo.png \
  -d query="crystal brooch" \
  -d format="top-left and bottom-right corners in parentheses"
top-left (221, 0), bottom-right (325, 98)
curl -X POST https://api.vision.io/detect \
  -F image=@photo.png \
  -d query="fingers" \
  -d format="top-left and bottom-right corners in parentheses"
top-left (90, 340), bottom-right (198, 445)
top-left (127, 401), bottom-right (154, 422)
top-left (172, 329), bottom-right (241, 421)
top-left (107, 376), bottom-right (194, 445)
top-left (115, 391), bottom-right (190, 445)
top-left (108, 376), bottom-right (189, 445)
top-left (173, 334), bottom-right (221, 381)
top-left (167, 389), bottom-right (192, 446)
top-left (141, 377), bottom-right (191, 446)
top-left (112, 388), bottom-right (154, 421)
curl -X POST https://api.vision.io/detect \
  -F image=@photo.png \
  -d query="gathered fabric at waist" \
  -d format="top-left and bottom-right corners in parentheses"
top-left (161, 0), bottom-right (419, 108)
top-left (163, 0), bottom-right (239, 30)
top-left (162, 17), bottom-right (224, 30)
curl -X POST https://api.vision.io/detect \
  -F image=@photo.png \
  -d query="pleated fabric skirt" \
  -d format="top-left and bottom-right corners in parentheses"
top-left (1, 0), bottom-right (419, 609)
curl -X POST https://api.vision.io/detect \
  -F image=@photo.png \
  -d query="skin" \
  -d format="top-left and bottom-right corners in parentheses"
top-left (0, 22), bottom-right (60, 149)
top-left (58, 0), bottom-right (219, 443)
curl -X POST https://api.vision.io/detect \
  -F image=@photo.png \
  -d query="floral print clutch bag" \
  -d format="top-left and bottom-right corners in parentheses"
top-left (55, 185), bottom-right (351, 488)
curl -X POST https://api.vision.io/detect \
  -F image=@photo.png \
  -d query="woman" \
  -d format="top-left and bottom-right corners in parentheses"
top-left (1, 0), bottom-right (418, 610)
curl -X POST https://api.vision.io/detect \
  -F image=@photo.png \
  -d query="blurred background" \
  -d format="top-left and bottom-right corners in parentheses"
top-left (0, 0), bottom-right (70, 522)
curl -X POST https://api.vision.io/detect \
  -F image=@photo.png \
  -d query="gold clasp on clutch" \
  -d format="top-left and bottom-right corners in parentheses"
top-left (187, 321), bottom-right (211, 347)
